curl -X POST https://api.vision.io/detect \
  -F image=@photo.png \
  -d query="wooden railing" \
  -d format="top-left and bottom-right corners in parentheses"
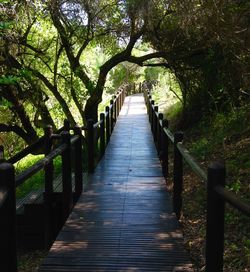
top-left (0, 88), bottom-right (126, 272)
top-left (143, 89), bottom-right (250, 272)
top-left (86, 89), bottom-right (126, 172)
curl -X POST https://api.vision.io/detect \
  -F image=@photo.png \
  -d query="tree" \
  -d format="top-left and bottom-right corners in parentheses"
top-left (144, 0), bottom-right (250, 125)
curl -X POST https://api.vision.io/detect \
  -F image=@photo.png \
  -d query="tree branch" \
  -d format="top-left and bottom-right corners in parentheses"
top-left (50, 4), bottom-right (92, 88)
top-left (0, 123), bottom-right (29, 140)
top-left (142, 63), bottom-right (170, 68)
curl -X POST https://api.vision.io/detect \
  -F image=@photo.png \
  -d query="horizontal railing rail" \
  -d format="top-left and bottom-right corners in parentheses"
top-left (15, 143), bottom-right (68, 187)
top-left (143, 88), bottom-right (250, 272)
top-left (87, 88), bottom-right (126, 173)
top-left (6, 123), bottom-right (69, 165)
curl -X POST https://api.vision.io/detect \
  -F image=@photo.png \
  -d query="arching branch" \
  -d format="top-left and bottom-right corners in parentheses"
top-left (0, 124), bottom-right (33, 144)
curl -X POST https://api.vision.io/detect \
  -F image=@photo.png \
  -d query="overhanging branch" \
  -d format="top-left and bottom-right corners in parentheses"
top-left (0, 123), bottom-right (29, 140)
top-left (127, 52), bottom-right (169, 67)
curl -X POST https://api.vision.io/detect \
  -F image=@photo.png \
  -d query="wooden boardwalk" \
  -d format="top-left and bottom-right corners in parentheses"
top-left (39, 94), bottom-right (193, 272)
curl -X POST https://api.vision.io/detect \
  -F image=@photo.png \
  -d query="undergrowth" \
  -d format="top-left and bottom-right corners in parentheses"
top-left (15, 155), bottom-right (62, 199)
top-left (164, 104), bottom-right (250, 271)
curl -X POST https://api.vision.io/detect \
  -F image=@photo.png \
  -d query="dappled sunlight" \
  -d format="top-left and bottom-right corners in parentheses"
top-left (40, 94), bottom-right (192, 271)
top-left (51, 241), bottom-right (89, 252)
top-left (155, 231), bottom-right (183, 240)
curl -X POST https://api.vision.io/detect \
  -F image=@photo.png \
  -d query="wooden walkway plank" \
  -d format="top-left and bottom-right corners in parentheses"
top-left (39, 94), bottom-right (193, 272)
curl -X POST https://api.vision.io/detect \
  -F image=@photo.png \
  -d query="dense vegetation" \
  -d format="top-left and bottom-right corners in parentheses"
top-left (1, 1), bottom-right (249, 153)
top-left (0, 1), bottom-right (249, 271)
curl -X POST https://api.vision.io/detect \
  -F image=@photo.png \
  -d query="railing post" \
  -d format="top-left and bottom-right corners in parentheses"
top-left (100, 113), bottom-right (105, 156)
top-left (153, 105), bottom-right (158, 142)
top-left (87, 119), bottom-right (95, 173)
top-left (148, 95), bottom-right (152, 121)
top-left (173, 131), bottom-right (184, 219)
top-left (113, 95), bottom-right (117, 122)
top-left (74, 125), bottom-right (83, 198)
top-left (110, 99), bottom-right (114, 133)
top-left (61, 131), bottom-right (73, 221)
top-left (105, 106), bottom-right (110, 144)
top-left (118, 92), bottom-right (122, 113)
top-left (150, 100), bottom-right (154, 131)
top-left (44, 125), bottom-right (54, 248)
top-left (161, 119), bottom-right (169, 178)
top-left (123, 88), bottom-right (126, 103)
top-left (0, 145), bottom-right (4, 162)
top-left (63, 119), bottom-right (70, 131)
top-left (146, 92), bottom-right (150, 114)
top-left (157, 113), bottom-right (163, 153)
top-left (205, 163), bottom-right (225, 272)
top-left (0, 162), bottom-right (17, 272)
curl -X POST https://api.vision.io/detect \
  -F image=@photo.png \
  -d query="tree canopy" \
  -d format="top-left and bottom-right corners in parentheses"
top-left (0, 0), bottom-right (249, 148)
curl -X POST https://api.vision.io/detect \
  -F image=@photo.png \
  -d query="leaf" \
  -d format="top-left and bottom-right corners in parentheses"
top-left (0, 98), bottom-right (13, 108)
top-left (0, 75), bottom-right (19, 85)
top-left (0, 21), bottom-right (13, 30)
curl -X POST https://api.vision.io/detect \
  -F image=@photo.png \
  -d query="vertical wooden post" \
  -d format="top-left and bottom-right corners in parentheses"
top-left (0, 145), bottom-right (4, 162)
top-left (173, 131), bottom-right (184, 219)
top-left (121, 89), bottom-right (124, 102)
top-left (161, 119), bottom-right (169, 178)
top-left (61, 131), bottom-right (73, 220)
top-left (205, 163), bottom-right (225, 272)
top-left (123, 88), bottom-right (126, 103)
top-left (118, 92), bottom-right (122, 113)
top-left (74, 125), bottom-right (83, 198)
top-left (110, 99), bottom-right (114, 133)
top-left (0, 162), bottom-right (17, 272)
top-left (44, 126), bottom-right (54, 197)
top-left (148, 95), bottom-right (152, 121)
top-left (146, 92), bottom-right (150, 114)
top-left (153, 106), bottom-right (158, 143)
top-left (105, 106), bottom-right (110, 144)
top-left (63, 119), bottom-right (70, 131)
top-left (124, 88), bottom-right (127, 103)
top-left (150, 100), bottom-right (154, 131)
top-left (87, 119), bottom-right (95, 173)
top-left (100, 113), bottom-right (105, 156)
top-left (158, 113), bottom-right (163, 154)
top-left (44, 125), bottom-right (54, 248)
top-left (116, 93), bottom-right (119, 114)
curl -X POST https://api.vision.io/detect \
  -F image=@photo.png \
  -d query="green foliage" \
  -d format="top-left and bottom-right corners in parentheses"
top-left (0, 75), bottom-right (19, 85)
top-left (189, 137), bottom-right (210, 160)
top-left (0, 21), bottom-right (13, 30)
top-left (144, 66), bottom-right (163, 82)
top-left (15, 155), bottom-right (62, 199)
top-left (0, 97), bottom-right (13, 108)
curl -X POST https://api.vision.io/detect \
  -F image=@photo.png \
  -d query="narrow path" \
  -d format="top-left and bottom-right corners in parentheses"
top-left (39, 94), bottom-right (193, 272)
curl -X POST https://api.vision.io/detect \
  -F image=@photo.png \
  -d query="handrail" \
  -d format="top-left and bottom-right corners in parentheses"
top-left (143, 87), bottom-right (250, 272)
top-left (177, 143), bottom-right (207, 182)
top-left (86, 88), bottom-right (126, 173)
top-left (93, 119), bottom-right (103, 129)
top-left (215, 185), bottom-right (250, 216)
top-left (15, 143), bottom-right (67, 187)
top-left (7, 126), bottom-right (66, 164)
top-left (70, 135), bottom-right (80, 145)
top-left (8, 137), bottom-right (45, 165)
top-left (163, 127), bottom-right (174, 143)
